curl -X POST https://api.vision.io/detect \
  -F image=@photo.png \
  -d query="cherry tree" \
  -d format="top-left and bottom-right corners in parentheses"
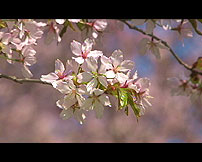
top-left (0, 19), bottom-right (202, 125)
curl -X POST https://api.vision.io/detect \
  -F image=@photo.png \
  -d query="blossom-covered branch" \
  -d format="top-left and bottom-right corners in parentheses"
top-left (120, 19), bottom-right (202, 76)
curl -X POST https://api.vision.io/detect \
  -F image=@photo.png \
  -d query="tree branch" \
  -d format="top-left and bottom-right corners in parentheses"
top-left (120, 19), bottom-right (202, 76)
top-left (0, 73), bottom-right (52, 85)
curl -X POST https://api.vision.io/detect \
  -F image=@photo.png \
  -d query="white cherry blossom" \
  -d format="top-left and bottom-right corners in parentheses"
top-left (81, 88), bottom-right (111, 119)
top-left (70, 38), bottom-right (103, 64)
top-left (77, 57), bottom-right (108, 91)
top-left (100, 50), bottom-right (134, 83)
top-left (138, 38), bottom-right (168, 59)
top-left (40, 59), bottom-right (74, 87)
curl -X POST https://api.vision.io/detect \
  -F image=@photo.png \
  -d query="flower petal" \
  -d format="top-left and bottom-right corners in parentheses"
top-left (98, 94), bottom-right (111, 107)
top-left (93, 100), bottom-right (104, 119)
top-left (82, 38), bottom-right (93, 53)
top-left (86, 78), bottom-right (98, 91)
top-left (110, 50), bottom-right (123, 68)
top-left (60, 108), bottom-right (73, 120)
top-left (105, 70), bottom-right (116, 79)
top-left (120, 60), bottom-right (134, 72)
top-left (138, 38), bottom-right (150, 55)
top-left (77, 72), bottom-right (93, 83)
top-left (72, 57), bottom-right (84, 64)
top-left (93, 19), bottom-right (108, 31)
top-left (40, 72), bottom-right (59, 83)
top-left (87, 50), bottom-right (103, 58)
top-left (55, 59), bottom-right (65, 73)
top-left (71, 40), bottom-right (82, 56)
top-left (21, 65), bottom-right (33, 78)
top-left (81, 98), bottom-right (94, 110)
top-left (98, 76), bottom-right (108, 88)
top-left (63, 95), bottom-right (77, 109)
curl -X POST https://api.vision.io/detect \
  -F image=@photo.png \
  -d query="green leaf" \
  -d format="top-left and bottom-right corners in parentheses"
top-left (127, 92), bottom-right (141, 118)
top-left (59, 20), bottom-right (69, 38)
top-left (196, 57), bottom-right (202, 71)
top-left (117, 88), bottom-right (128, 109)
top-left (0, 20), bottom-right (7, 28)
top-left (76, 22), bottom-right (86, 31)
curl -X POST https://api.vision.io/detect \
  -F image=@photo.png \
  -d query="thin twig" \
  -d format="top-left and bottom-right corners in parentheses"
top-left (120, 19), bottom-right (202, 76)
top-left (0, 73), bottom-right (52, 85)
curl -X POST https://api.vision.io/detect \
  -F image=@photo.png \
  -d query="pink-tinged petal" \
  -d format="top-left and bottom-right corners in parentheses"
top-left (93, 19), bottom-right (108, 31)
top-left (24, 55), bottom-right (37, 66)
top-left (81, 98), bottom-right (94, 110)
top-left (70, 40), bottom-right (82, 56)
top-left (98, 94), bottom-right (111, 107)
top-left (150, 46), bottom-right (161, 59)
top-left (44, 30), bottom-right (55, 45)
top-left (138, 38), bottom-right (150, 55)
top-left (82, 38), bottom-right (93, 53)
top-left (110, 50), bottom-right (123, 67)
top-left (22, 46), bottom-right (36, 57)
top-left (60, 108), bottom-right (73, 120)
top-left (56, 98), bottom-right (64, 109)
top-left (74, 109), bottom-right (86, 124)
top-left (2, 33), bottom-right (11, 45)
top-left (105, 70), bottom-right (116, 79)
top-left (92, 31), bottom-right (98, 39)
top-left (77, 72), bottom-right (93, 83)
top-left (146, 20), bottom-right (155, 34)
top-left (136, 78), bottom-right (151, 92)
top-left (116, 72), bottom-right (129, 84)
top-left (63, 95), bottom-right (77, 108)
top-left (53, 81), bottom-right (71, 94)
top-left (21, 65), bottom-right (33, 78)
top-left (119, 60), bottom-right (134, 72)
top-left (93, 89), bottom-right (104, 96)
top-left (93, 100), bottom-right (104, 119)
top-left (41, 72), bottom-right (59, 83)
top-left (55, 59), bottom-right (65, 73)
top-left (85, 57), bottom-right (98, 72)
top-left (76, 95), bottom-right (85, 107)
top-left (98, 76), bottom-right (108, 88)
top-left (55, 19), bottom-right (65, 24)
top-left (100, 56), bottom-right (113, 71)
top-left (65, 59), bottom-right (79, 73)
top-left (32, 30), bottom-right (44, 40)
top-left (131, 19), bottom-right (146, 26)
top-left (87, 50), bottom-right (103, 58)
top-left (68, 19), bottom-right (81, 23)
top-left (86, 78), bottom-right (98, 91)
top-left (72, 56), bottom-right (84, 64)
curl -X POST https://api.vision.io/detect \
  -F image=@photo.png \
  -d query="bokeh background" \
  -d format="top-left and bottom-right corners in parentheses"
top-left (0, 19), bottom-right (202, 143)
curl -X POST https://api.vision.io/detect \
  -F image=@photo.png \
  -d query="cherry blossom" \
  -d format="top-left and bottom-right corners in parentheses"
top-left (40, 59), bottom-right (74, 87)
top-left (131, 19), bottom-right (156, 34)
top-left (81, 88), bottom-right (111, 119)
top-left (55, 80), bottom-right (86, 124)
top-left (100, 50), bottom-right (134, 83)
top-left (70, 38), bottom-right (103, 64)
top-left (138, 38), bottom-right (168, 59)
top-left (77, 57), bottom-right (108, 91)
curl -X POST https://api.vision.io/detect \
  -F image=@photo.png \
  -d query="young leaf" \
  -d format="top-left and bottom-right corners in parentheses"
top-left (59, 20), bottom-right (69, 38)
top-left (127, 91), bottom-right (141, 118)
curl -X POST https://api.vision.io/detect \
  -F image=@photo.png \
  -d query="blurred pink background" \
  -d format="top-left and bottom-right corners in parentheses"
top-left (0, 19), bottom-right (202, 143)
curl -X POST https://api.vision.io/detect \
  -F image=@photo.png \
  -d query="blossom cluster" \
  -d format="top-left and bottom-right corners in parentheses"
top-left (0, 19), bottom-right (108, 78)
top-left (168, 71), bottom-right (202, 104)
top-left (0, 19), bottom-right (47, 78)
top-left (131, 19), bottom-right (193, 59)
top-left (40, 38), bottom-right (152, 124)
